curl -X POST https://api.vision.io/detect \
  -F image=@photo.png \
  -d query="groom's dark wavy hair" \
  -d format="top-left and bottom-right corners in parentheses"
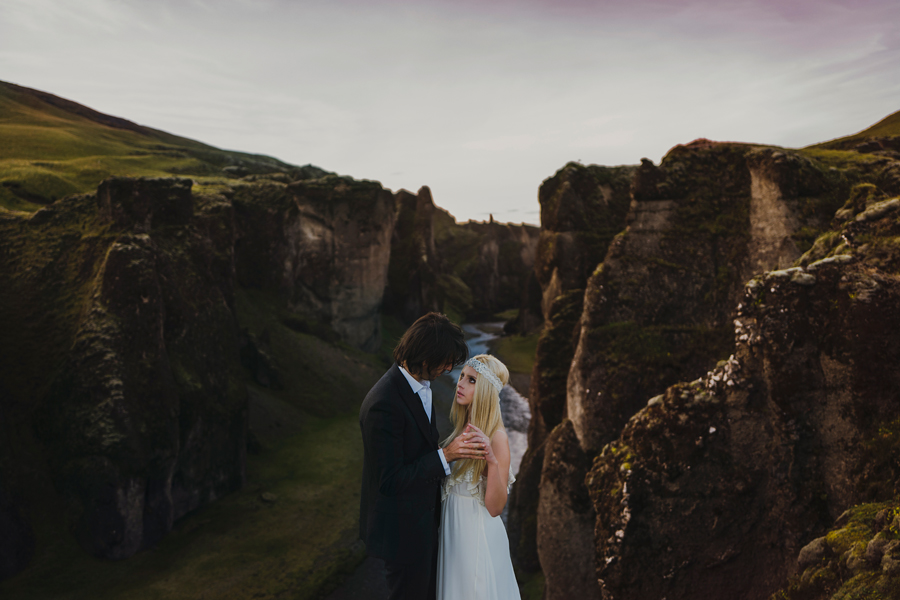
top-left (393, 312), bottom-right (468, 378)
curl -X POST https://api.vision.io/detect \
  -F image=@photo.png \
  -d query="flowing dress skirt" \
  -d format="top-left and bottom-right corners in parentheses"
top-left (436, 480), bottom-right (520, 600)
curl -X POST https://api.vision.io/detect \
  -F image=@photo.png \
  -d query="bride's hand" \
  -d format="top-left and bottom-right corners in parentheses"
top-left (444, 430), bottom-right (485, 462)
top-left (465, 424), bottom-right (497, 465)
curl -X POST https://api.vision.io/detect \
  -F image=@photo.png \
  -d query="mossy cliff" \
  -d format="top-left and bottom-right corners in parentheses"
top-left (772, 502), bottom-right (900, 600)
top-left (588, 199), bottom-right (900, 599)
top-left (0, 178), bottom-right (247, 564)
top-left (507, 162), bottom-right (635, 572)
top-left (521, 132), bottom-right (900, 600)
top-left (0, 174), bottom-right (393, 595)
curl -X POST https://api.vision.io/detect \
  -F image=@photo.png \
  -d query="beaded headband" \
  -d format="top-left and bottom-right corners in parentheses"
top-left (464, 358), bottom-right (504, 394)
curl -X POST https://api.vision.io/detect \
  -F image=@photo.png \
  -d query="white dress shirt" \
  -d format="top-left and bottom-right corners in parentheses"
top-left (399, 365), bottom-right (451, 476)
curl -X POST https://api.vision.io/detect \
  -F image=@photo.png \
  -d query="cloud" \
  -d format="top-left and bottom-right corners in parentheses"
top-left (1, 0), bottom-right (899, 225)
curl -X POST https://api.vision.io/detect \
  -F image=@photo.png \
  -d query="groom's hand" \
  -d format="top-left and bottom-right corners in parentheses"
top-left (444, 430), bottom-right (486, 462)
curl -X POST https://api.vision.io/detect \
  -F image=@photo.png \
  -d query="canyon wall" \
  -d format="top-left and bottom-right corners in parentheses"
top-left (232, 176), bottom-right (396, 352)
top-left (522, 139), bottom-right (900, 599)
top-left (386, 186), bottom-right (541, 325)
top-left (589, 195), bottom-right (900, 599)
top-left (507, 162), bottom-right (635, 571)
top-left (0, 178), bottom-right (247, 562)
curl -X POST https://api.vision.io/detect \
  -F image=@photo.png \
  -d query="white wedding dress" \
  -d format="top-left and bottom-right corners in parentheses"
top-left (436, 465), bottom-right (520, 600)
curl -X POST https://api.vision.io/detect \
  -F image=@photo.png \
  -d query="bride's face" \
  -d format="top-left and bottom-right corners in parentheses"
top-left (456, 366), bottom-right (477, 408)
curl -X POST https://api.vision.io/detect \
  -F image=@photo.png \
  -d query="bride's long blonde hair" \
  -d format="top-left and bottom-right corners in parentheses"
top-left (442, 354), bottom-right (509, 482)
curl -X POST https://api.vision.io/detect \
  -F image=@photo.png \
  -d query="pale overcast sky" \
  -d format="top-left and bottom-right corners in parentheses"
top-left (2, 0), bottom-right (899, 224)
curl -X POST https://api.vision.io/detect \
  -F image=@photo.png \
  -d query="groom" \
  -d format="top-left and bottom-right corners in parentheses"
top-left (359, 312), bottom-right (484, 600)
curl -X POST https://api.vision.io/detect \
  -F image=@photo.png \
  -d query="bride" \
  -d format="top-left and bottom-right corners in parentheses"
top-left (437, 354), bottom-right (520, 600)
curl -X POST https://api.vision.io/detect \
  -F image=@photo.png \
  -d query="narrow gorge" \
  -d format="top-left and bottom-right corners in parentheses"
top-left (2, 79), bottom-right (899, 600)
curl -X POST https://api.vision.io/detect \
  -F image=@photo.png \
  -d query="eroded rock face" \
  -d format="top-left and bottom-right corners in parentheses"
top-left (386, 187), bottom-right (441, 323)
top-left (586, 195), bottom-right (900, 600)
top-left (530, 142), bottom-right (863, 599)
top-left (537, 420), bottom-right (601, 599)
top-left (507, 163), bottom-right (634, 572)
top-left (284, 178), bottom-right (396, 351)
top-left (233, 176), bottom-right (396, 351)
top-left (0, 178), bottom-right (248, 563)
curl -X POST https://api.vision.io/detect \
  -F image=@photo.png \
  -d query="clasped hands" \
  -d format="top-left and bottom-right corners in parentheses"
top-left (444, 424), bottom-right (496, 464)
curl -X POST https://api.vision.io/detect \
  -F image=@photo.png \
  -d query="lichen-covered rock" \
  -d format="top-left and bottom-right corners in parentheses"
top-left (527, 141), bottom-right (894, 599)
top-left (773, 503), bottom-right (900, 600)
top-left (567, 142), bottom-right (844, 456)
top-left (0, 177), bottom-right (247, 564)
top-left (585, 200), bottom-right (900, 600)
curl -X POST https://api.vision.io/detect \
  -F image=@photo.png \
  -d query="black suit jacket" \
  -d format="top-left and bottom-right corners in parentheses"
top-left (359, 363), bottom-right (446, 563)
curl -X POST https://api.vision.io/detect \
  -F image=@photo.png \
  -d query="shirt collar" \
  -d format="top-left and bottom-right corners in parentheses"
top-left (399, 365), bottom-right (428, 394)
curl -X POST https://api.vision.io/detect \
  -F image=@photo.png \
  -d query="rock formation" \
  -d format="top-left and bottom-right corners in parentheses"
top-left (233, 176), bottom-right (396, 352)
top-left (0, 178), bottom-right (248, 562)
top-left (588, 193), bottom-right (900, 598)
top-left (507, 162), bottom-right (635, 572)
top-left (386, 187), bottom-right (442, 323)
top-left (519, 136), bottom-right (900, 599)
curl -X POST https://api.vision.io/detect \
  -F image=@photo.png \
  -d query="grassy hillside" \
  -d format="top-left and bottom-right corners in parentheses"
top-left (0, 80), bottom-right (325, 212)
top-left (808, 109), bottom-right (900, 150)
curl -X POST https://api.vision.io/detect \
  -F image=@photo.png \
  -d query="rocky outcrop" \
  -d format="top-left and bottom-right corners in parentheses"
top-left (386, 187), bottom-right (442, 323)
top-left (587, 196), bottom-right (900, 598)
top-left (774, 502), bottom-right (900, 600)
top-left (525, 141), bottom-right (895, 600)
top-left (233, 176), bottom-right (396, 352)
top-left (565, 143), bottom-right (845, 457)
top-left (507, 163), bottom-right (634, 572)
top-left (537, 420), bottom-right (599, 597)
top-left (0, 178), bottom-right (247, 563)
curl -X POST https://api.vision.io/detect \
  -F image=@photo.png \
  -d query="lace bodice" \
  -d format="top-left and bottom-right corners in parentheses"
top-left (441, 464), bottom-right (516, 506)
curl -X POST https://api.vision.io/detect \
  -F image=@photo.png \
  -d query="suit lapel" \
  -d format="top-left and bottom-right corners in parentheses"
top-left (391, 364), bottom-right (437, 449)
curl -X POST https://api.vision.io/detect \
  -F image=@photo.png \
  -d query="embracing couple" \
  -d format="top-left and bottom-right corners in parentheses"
top-left (359, 312), bottom-right (520, 600)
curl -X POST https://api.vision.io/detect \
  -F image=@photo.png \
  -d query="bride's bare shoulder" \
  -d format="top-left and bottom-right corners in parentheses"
top-left (491, 428), bottom-right (509, 449)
